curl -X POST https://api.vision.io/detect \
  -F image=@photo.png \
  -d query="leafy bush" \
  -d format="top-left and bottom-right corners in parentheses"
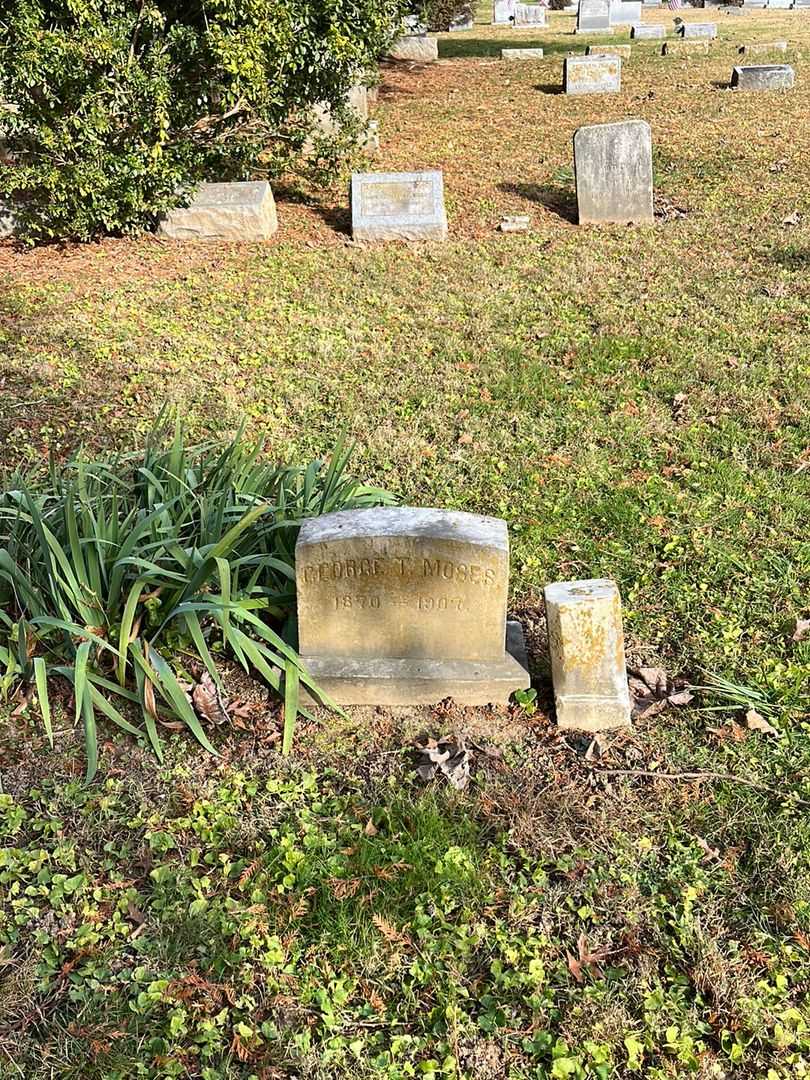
top-left (419, 0), bottom-right (474, 30)
top-left (0, 0), bottom-right (409, 244)
top-left (0, 420), bottom-right (394, 778)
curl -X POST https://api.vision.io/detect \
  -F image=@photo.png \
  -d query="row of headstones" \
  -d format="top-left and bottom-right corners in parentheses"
top-left (295, 505), bottom-right (633, 732)
top-left (560, 51), bottom-right (795, 94)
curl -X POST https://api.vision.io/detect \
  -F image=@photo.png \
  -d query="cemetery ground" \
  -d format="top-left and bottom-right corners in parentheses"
top-left (1, 5), bottom-right (810, 1078)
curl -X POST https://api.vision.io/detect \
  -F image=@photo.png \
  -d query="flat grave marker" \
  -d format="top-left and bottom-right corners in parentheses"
top-left (632, 23), bottom-right (666, 37)
top-left (679, 22), bottom-right (717, 37)
top-left (501, 46), bottom-right (545, 57)
top-left (587, 42), bottom-right (631, 56)
top-left (731, 63), bottom-right (795, 88)
top-left (351, 171), bottom-right (448, 242)
top-left (564, 53), bottom-right (622, 93)
top-left (158, 181), bottom-right (278, 241)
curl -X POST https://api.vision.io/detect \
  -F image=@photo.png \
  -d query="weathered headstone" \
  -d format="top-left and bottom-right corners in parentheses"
top-left (449, 11), bottom-right (475, 29)
top-left (564, 54), bottom-right (622, 93)
top-left (731, 63), bottom-right (795, 88)
top-left (679, 21), bottom-right (717, 36)
top-left (742, 0), bottom-right (768, 6)
top-left (768, 0), bottom-right (792, 8)
top-left (718, 5), bottom-right (747, 12)
top-left (577, 0), bottom-right (614, 32)
top-left (662, 39), bottom-right (710, 54)
top-left (587, 42), bottom-right (632, 56)
top-left (632, 23), bottom-right (666, 36)
top-left (296, 507), bottom-right (531, 705)
top-left (514, 2), bottom-right (548, 24)
top-left (609, 0), bottom-right (643, 23)
top-left (0, 203), bottom-right (15, 239)
top-left (493, 0), bottom-right (516, 22)
top-left (574, 119), bottom-right (653, 224)
top-left (306, 83), bottom-right (369, 153)
top-left (158, 182), bottom-right (278, 241)
top-left (387, 34), bottom-right (439, 62)
top-left (739, 41), bottom-right (788, 55)
top-left (351, 171), bottom-right (448, 242)
top-left (544, 579), bottom-right (632, 731)
top-left (501, 46), bottom-right (546, 57)
top-left (498, 214), bottom-right (531, 231)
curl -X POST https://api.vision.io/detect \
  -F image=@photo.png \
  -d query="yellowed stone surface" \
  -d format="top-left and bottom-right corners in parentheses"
top-left (586, 44), bottom-right (631, 58)
top-left (662, 40), bottom-right (710, 56)
top-left (544, 578), bottom-right (632, 731)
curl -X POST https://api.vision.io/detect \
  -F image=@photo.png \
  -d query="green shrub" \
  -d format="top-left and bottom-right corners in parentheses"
top-left (0, 0), bottom-right (409, 244)
top-left (419, 0), bottom-right (474, 30)
top-left (0, 419), bottom-right (394, 777)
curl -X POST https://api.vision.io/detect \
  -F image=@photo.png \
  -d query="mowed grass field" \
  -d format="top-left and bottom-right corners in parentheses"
top-left (1, 7), bottom-right (810, 1079)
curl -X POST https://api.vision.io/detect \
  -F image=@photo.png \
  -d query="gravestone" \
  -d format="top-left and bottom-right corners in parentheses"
top-left (449, 11), bottom-right (475, 29)
top-left (351, 171), bottom-right (448, 241)
top-left (574, 119), bottom-right (653, 224)
top-left (587, 42), bottom-right (632, 55)
top-left (544, 579), bottom-right (632, 731)
top-left (739, 41), bottom-right (788, 55)
top-left (0, 203), bottom-right (15, 239)
top-left (742, 0), bottom-right (768, 6)
top-left (577, 0), bottom-right (614, 32)
top-left (610, 0), bottom-right (643, 23)
top-left (718, 5), bottom-right (747, 12)
top-left (564, 54), bottom-right (622, 93)
top-left (306, 83), bottom-right (369, 152)
top-left (514, 2), bottom-right (548, 24)
top-left (662, 39), bottom-right (710, 53)
top-left (679, 21), bottom-right (717, 36)
top-left (731, 63), bottom-right (795, 88)
top-left (494, 0), bottom-right (516, 21)
top-left (502, 46), bottom-right (546, 56)
top-left (768, 0), bottom-right (793, 7)
top-left (296, 507), bottom-right (531, 705)
top-left (387, 34), bottom-right (439, 61)
top-left (632, 23), bottom-right (666, 36)
top-left (158, 182), bottom-right (278, 241)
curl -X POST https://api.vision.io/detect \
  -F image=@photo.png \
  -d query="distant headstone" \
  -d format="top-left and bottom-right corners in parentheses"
top-left (0, 203), bottom-right (15, 239)
top-left (493, 0), bottom-right (516, 21)
top-left (679, 21), bottom-right (717, 36)
top-left (609, 0), bottom-right (643, 23)
top-left (564, 54), bottom-right (622, 93)
top-left (351, 170), bottom-right (448, 242)
top-left (768, 0), bottom-right (792, 7)
top-left (514, 2), bottom-right (548, 23)
top-left (662, 39), bottom-right (710, 53)
top-left (501, 46), bottom-right (546, 56)
top-left (731, 63), bottom-right (795, 88)
top-left (158, 182), bottom-right (278, 241)
top-left (296, 507), bottom-right (531, 705)
top-left (403, 14), bottom-right (428, 32)
top-left (632, 23), bottom-right (666, 36)
top-left (577, 0), bottom-right (613, 32)
top-left (587, 42), bottom-right (632, 55)
top-left (498, 214), bottom-right (531, 231)
top-left (574, 119), bottom-right (653, 224)
top-left (739, 41), bottom-right (788, 55)
top-left (449, 11), bottom-right (475, 29)
top-left (545, 579), bottom-right (632, 731)
top-left (742, 0), bottom-right (768, 6)
top-left (718, 5), bottom-right (747, 12)
top-left (387, 34), bottom-right (439, 62)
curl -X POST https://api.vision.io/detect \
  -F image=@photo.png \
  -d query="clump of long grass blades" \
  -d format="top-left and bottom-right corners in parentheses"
top-left (688, 671), bottom-right (784, 720)
top-left (0, 420), bottom-right (394, 779)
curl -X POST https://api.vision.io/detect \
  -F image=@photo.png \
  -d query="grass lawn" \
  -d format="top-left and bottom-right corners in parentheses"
top-left (1, 5), bottom-right (810, 1078)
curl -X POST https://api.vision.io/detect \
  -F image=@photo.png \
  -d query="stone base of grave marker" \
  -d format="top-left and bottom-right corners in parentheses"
top-left (387, 34), bottom-right (439, 62)
top-left (351, 170), bottom-right (448, 242)
top-left (158, 182), bottom-right (278, 241)
top-left (296, 507), bottom-right (531, 706)
top-left (587, 42), bottom-right (632, 56)
top-left (739, 41), bottom-right (788, 55)
top-left (544, 579), bottom-right (632, 731)
top-left (632, 23), bottom-right (666, 36)
top-left (502, 46), bottom-right (545, 57)
top-left (574, 118), bottom-right (653, 224)
top-left (731, 63), bottom-right (795, 88)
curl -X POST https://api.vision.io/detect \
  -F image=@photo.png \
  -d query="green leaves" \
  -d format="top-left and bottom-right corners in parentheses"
top-left (0, 420), bottom-right (393, 776)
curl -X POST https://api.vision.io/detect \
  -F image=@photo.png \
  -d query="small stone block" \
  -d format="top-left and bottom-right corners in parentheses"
top-left (351, 170), bottom-right (448, 242)
top-left (679, 21), bottom-right (717, 36)
top-left (501, 46), bottom-right (545, 57)
top-left (718, 6), bottom-right (747, 13)
top-left (449, 13), bottom-right (475, 29)
top-left (387, 34), bottom-right (439, 62)
top-left (739, 41), bottom-right (788, 56)
top-left (158, 181), bottom-right (277, 241)
top-left (632, 23), bottom-right (666, 36)
top-left (296, 507), bottom-right (530, 706)
top-left (577, 0), bottom-right (612, 30)
top-left (768, 0), bottom-right (793, 8)
top-left (544, 579), bottom-right (632, 732)
top-left (662, 39), bottom-right (710, 54)
top-left (564, 54), bottom-right (622, 93)
top-left (587, 42), bottom-right (632, 56)
top-left (574, 118), bottom-right (653, 224)
top-left (731, 63), bottom-right (795, 89)
top-left (498, 214), bottom-right (531, 231)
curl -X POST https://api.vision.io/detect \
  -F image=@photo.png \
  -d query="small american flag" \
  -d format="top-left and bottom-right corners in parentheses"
top-left (668, 0), bottom-right (682, 9)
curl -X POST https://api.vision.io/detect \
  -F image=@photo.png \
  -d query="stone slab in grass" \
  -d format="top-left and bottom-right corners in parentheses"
top-left (587, 42), bottom-right (632, 56)
top-left (501, 46), bottom-right (545, 57)
top-left (731, 63), bottom-right (795, 88)
top-left (514, 2), bottom-right (548, 24)
top-left (386, 34), bottom-right (439, 61)
top-left (609, 0), bottom-right (642, 24)
top-left (157, 182), bottom-right (277, 241)
top-left (768, 0), bottom-right (793, 7)
top-left (351, 170), bottom-right (448, 242)
top-left (295, 507), bottom-right (530, 706)
top-left (545, 579), bottom-right (632, 731)
top-left (448, 12), bottom-right (474, 29)
top-left (632, 23), bottom-right (666, 37)
top-left (564, 53), bottom-right (622, 93)
top-left (662, 39), bottom-right (710, 54)
top-left (679, 21), bottom-right (718, 37)
top-left (577, 0), bottom-right (612, 32)
top-left (574, 118), bottom-right (653, 224)
top-left (739, 41), bottom-right (788, 55)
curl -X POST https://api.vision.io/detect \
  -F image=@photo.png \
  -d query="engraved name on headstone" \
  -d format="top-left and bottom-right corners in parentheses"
top-left (564, 54), bottom-right (622, 94)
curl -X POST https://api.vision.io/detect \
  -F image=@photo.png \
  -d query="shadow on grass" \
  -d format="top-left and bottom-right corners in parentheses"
top-left (499, 181), bottom-right (578, 223)
top-left (770, 245), bottom-right (810, 271)
top-left (438, 33), bottom-right (584, 59)
top-left (710, 79), bottom-right (732, 89)
top-left (534, 81), bottom-right (564, 93)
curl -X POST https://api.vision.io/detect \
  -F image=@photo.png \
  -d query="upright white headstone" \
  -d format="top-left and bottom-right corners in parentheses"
top-left (574, 119), bottom-right (654, 224)
top-left (351, 171), bottom-right (448, 242)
